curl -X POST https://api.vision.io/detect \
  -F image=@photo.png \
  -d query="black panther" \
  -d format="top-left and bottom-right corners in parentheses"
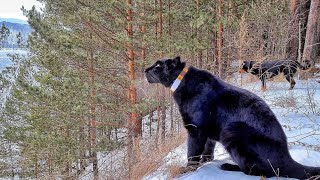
top-left (145, 56), bottom-right (320, 179)
top-left (239, 59), bottom-right (311, 91)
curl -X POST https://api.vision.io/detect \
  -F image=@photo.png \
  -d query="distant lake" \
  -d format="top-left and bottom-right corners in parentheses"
top-left (0, 49), bottom-right (28, 70)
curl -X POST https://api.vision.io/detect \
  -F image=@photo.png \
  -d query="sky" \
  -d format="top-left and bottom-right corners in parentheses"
top-left (0, 0), bottom-right (42, 20)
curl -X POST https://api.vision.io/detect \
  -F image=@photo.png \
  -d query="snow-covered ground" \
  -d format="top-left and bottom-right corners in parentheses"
top-left (144, 78), bottom-right (320, 180)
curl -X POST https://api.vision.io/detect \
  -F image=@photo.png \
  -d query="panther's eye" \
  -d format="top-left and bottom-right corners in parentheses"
top-left (155, 64), bottom-right (161, 68)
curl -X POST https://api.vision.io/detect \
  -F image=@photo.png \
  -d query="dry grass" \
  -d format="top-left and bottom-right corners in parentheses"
top-left (167, 164), bottom-right (200, 180)
top-left (273, 94), bottom-right (297, 108)
top-left (130, 130), bottom-right (187, 180)
top-left (167, 164), bottom-right (184, 179)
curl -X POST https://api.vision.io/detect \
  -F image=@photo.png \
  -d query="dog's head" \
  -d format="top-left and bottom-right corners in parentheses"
top-left (239, 60), bottom-right (255, 73)
top-left (145, 56), bottom-right (186, 87)
top-left (302, 59), bottom-right (313, 70)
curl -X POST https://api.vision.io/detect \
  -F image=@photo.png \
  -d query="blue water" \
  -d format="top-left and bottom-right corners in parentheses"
top-left (0, 49), bottom-right (27, 70)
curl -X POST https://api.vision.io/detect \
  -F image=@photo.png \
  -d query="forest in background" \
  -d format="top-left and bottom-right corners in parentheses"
top-left (0, 0), bottom-right (319, 179)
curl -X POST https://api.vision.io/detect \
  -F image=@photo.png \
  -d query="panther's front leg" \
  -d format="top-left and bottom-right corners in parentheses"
top-left (200, 138), bottom-right (216, 163)
top-left (186, 125), bottom-right (208, 166)
top-left (177, 129), bottom-right (208, 174)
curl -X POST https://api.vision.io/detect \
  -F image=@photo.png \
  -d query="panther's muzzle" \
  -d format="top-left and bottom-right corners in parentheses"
top-left (145, 66), bottom-right (159, 83)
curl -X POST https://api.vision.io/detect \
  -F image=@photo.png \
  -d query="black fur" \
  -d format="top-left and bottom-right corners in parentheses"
top-left (239, 59), bottom-right (311, 91)
top-left (145, 57), bottom-right (320, 179)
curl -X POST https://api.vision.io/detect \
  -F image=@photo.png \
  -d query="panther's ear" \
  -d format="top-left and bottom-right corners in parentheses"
top-left (167, 56), bottom-right (184, 70)
top-left (173, 56), bottom-right (181, 66)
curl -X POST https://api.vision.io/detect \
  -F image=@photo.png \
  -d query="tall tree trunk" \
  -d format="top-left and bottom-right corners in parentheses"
top-left (75, 59), bottom-right (87, 176)
top-left (211, 31), bottom-right (217, 72)
top-left (302, 0), bottom-right (319, 64)
top-left (168, 0), bottom-right (174, 137)
top-left (88, 42), bottom-right (98, 179)
top-left (159, 0), bottom-right (163, 56)
top-left (79, 116), bottom-right (86, 174)
top-left (239, 14), bottom-right (248, 86)
top-left (211, 2), bottom-right (217, 72)
top-left (168, 0), bottom-right (172, 37)
top-left (196, 0), bottom-right (203, 68)
top-left (217, 0), bottom-right (223, 78)
top-left (170, 97), bottom-right (174, 136)
top-left (206, 47), bottom-right (209, 68)
top-left (158, 0), bottom-right (166, 142)
top-left (140, 0), bottom-right (146, 68)
top-left (154, 0), bottom-right (158, 39)
top-left (140, 1), bottom-right (147, 131)
top-left (155, 104), bottom-right (160, 146)
top-left (286, 0), bottom-right (300, 60)
top-left (127, 0), bottom-right (140, 140)
top-left (154, 0), bottom-right (160, 147)
top-left (64, 128), bottom-right (71, 177)
top-left (298, 0), bottom-right (311, 61)
top-left (127, 0), bottom-right (139, 177)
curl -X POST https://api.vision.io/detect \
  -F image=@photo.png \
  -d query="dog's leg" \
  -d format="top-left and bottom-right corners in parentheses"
top-left (261, 78), bottom-right (267, 91)
top-left (285, 75), bottom-right (295, 89)
top-left (200, 138), bottom-right (216, 163)
top-left (290, 79), bottom-right (296, 89)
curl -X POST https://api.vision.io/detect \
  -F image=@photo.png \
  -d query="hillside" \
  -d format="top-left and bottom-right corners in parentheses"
top-left (0, 20), bottom-right (31, 48)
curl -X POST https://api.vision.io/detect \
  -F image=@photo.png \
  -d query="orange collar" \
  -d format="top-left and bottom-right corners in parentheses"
top-left (170, 67), bottom-right (189, 92)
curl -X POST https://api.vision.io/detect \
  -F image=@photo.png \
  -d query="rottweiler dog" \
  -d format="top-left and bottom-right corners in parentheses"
top-left (145, 56), bottom-right (320, 179)
top-left (239, 59), bottom-right (311, 91)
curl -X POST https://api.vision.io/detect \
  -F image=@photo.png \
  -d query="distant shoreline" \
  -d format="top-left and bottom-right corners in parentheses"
top-left (0, 18), bottom-right (28, 25)
top-left (0, 48), bottom-right (27, 51)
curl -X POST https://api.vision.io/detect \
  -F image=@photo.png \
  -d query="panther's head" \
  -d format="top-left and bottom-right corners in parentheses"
top-left (239, 60), bottom-right (255, 73)
top-left (145, 56), bottom-right (186, 87)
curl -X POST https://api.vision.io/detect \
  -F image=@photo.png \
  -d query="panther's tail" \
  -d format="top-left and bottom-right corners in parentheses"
top-left (297, 59), bottom-right (312, 71)
top-left (287, 161), bottom-right (320, 179)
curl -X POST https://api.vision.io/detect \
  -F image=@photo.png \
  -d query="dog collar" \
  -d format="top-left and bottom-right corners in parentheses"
top-left (170, 67), bottom-right (189, 92)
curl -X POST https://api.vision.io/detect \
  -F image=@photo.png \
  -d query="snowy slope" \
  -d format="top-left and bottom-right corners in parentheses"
top-left (144, 79), bottom-right (320, 180)
top-left (144, 143), bottom-right (320, 180)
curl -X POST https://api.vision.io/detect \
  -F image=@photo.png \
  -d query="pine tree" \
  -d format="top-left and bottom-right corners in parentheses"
top-left (0, 23), bottom-right (10, 48)
top-left (217, 0), bottom-right (223, 78)
top-left (16, 32), bottom-right (24, 48)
